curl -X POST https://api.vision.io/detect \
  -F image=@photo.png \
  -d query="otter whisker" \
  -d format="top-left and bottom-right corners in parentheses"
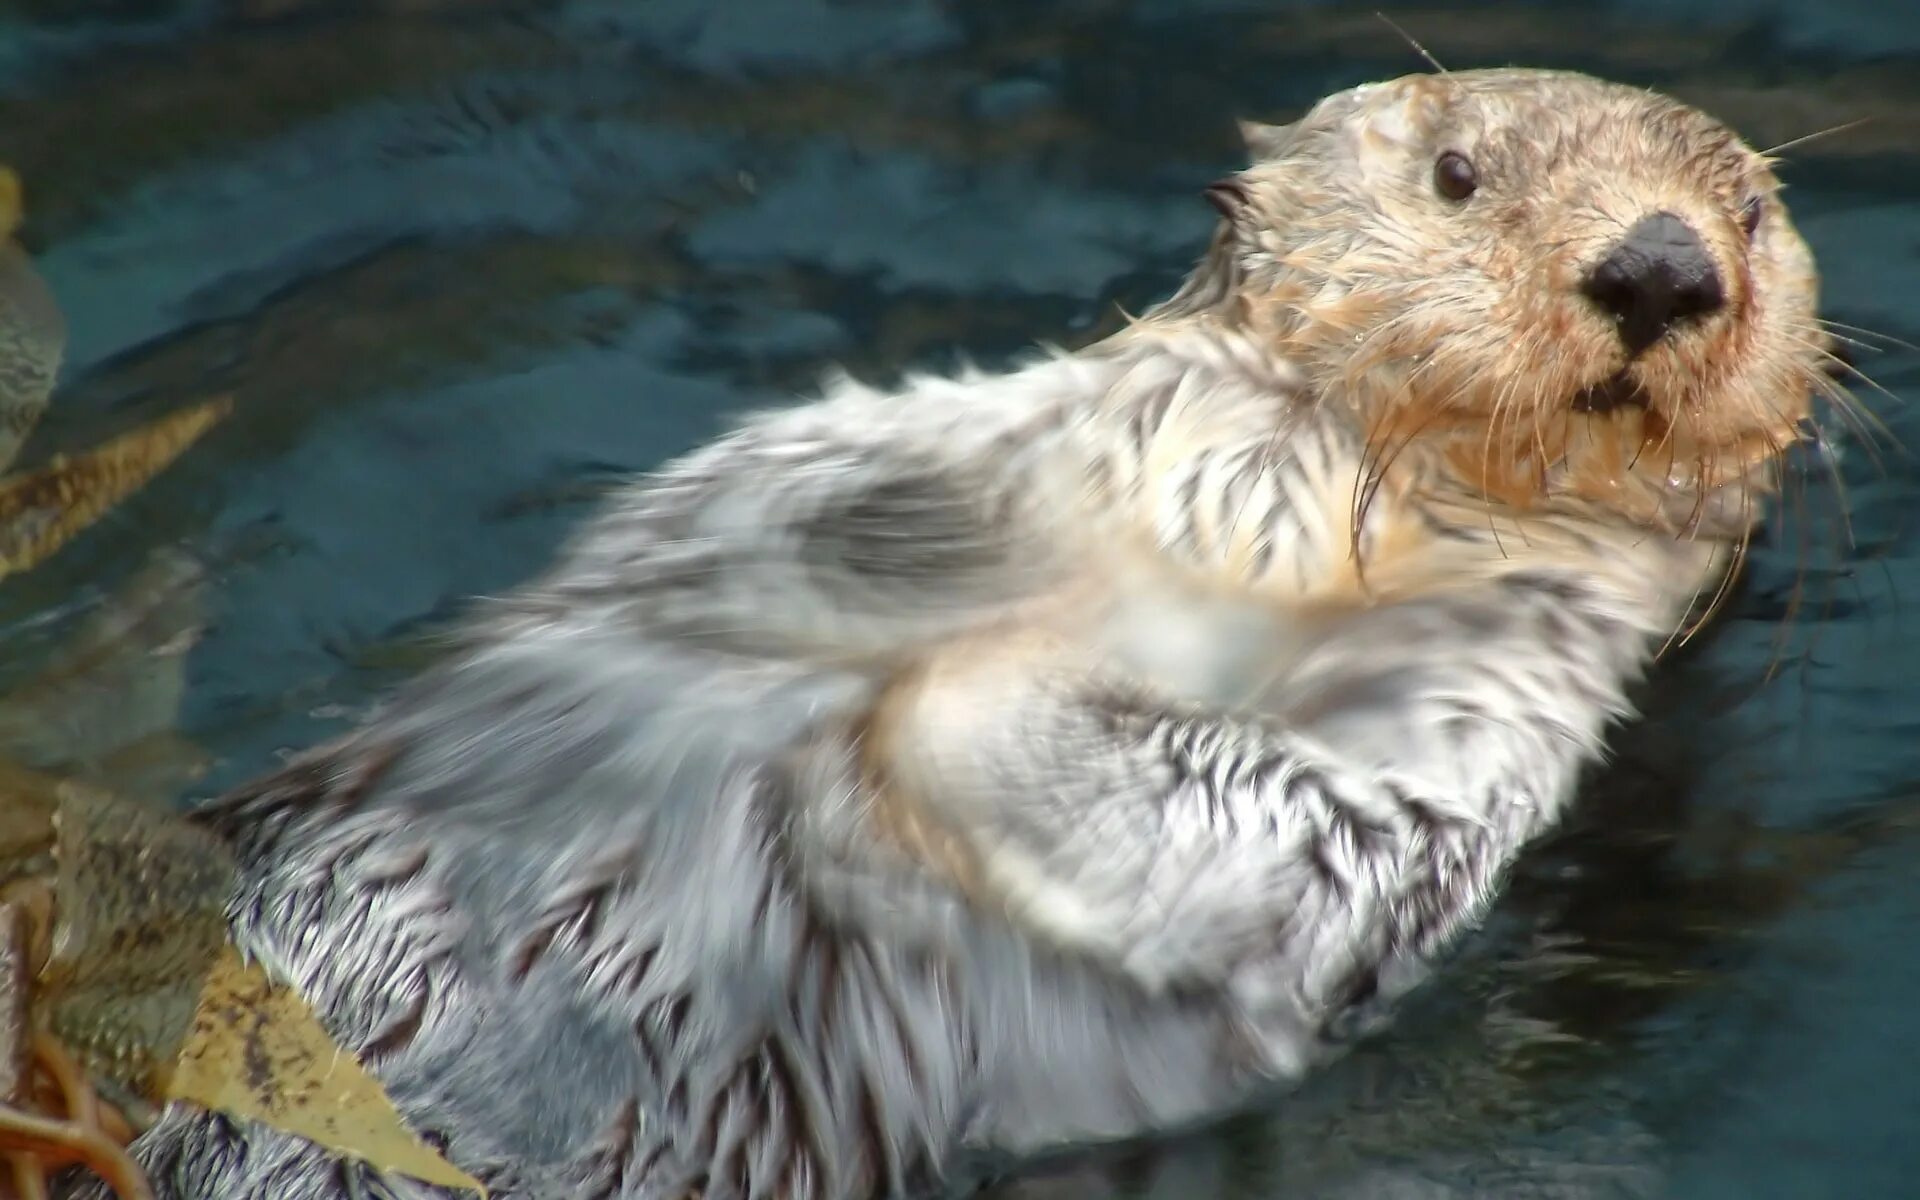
top-left (1759, 117), bottom-right (1871, 159)
top-left (1348, 391), bottom-right (1402, 576)
top-left (1621, 392), bottom-right (1675, 476)
top-left (1798, 394), bottom-right (1862, 554)
top-left (1655, 533), bottom-right (1724, 657)
top-left (1670, 400), bottom-right (1718, 543)
top-left (1526, 381), bottom-right (1555, 502)
top-left (1465, 351), bottom-right (1547, 550)
top-left (1818, 326), bottom-right (1908, 362)
top-left (1478, 346), bottom-right (1534, 554)
top-left (1760, 430), bottom-right (1828, 685)
top-left (1815, 370), bottom-right (1902, 460)
top-left (1495, 333), bottom-right (1548, 466)
top-left (1662, 434), bottom-right (1760, 657)
top-left (1337, 301), bottom-right (1483, 538)
top-left (1790, 331), bottom-right (1883, 388)
top-left (1374, 12), bottom-right (1448, 74)
top-left (1339, 303), bottom-right (1440, 381)
top-left (1786, 325), bottom-right (1905, 425)
top-left (1819, 317), bottom-right (1920, 357)
top-left (1350, 384), bottom-right (1449, 579)
top-left (1633, 394), bottom-right (1687, 507)
top-left (1679, 513), bottom-right (1754, 649)
top-left (1804, 329), bottom-right (1916, 468)
top-left (1790, 344), bottom-right (1899, 472)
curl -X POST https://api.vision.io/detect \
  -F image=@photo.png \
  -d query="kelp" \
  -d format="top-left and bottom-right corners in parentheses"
top-left (0, 397), bottom-right (231, 586)
top-left (0, 771), bottom-right (486, 1198)
top-left (0, 167), bottom-right (481, 1197)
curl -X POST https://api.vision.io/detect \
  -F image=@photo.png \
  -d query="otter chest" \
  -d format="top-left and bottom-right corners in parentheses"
top-left (1064, 399), bottom-right (1431, 715)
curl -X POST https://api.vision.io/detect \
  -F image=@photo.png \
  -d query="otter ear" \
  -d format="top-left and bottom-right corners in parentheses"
top-left (1203, 176), bottom-right (1252, 220)
top-left (1237, 119), bottom-right (1294, 162)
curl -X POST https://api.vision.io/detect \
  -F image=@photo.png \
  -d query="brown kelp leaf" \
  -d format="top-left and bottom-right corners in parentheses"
top-left (0, 169), bottom-right (19, 239)
top-left (0, 396), bottom-right (230, 583)
top-left (0, 549), bottom-right (208, 772)
top-left (2, 772), bottom-right (478, 1193)
top-left (86, 734), bottom-right (214, 803)
top-left (163, 948), bottom-right (489, 1196)
top-left (0, 761), bottom-right (60, 893)
top-left (41, 780), bottom-right (233, 1107)
top-left (0, 178), bottom-right (66, 473)
top-left (0, 899), bottom-right (29, 1103)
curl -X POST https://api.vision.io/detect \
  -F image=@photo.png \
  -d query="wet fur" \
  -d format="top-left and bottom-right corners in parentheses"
top-left (66, 70), bottom-right (1825, 1200)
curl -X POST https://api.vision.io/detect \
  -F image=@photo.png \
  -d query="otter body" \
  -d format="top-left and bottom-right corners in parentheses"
top-left (77, 70), bottom-right (1827, 1199)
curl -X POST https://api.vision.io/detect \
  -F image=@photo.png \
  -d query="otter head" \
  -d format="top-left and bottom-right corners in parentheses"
top-left (1187, 69), bottom-right (1827, 538)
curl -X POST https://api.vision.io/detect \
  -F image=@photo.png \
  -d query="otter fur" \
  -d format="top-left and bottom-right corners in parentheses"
top-left (71, 69), bottom-right (1830, 1200)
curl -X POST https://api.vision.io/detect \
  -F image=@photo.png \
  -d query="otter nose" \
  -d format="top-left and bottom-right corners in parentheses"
top-left (1580, 211), bottom-right (1724, 357)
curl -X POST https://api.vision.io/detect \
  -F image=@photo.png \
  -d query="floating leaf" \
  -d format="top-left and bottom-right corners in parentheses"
top-left (0, 900), bottom-right (29, 1104)
top-left (0, 760), bottom-right (59, 894)
top-left (0, 396), bottom-right (231, 583)
top-left (0, 193), bottom-right (66, 473)
top-left (0, 549), bottom-right (209, 773)
top-left (86, 734), bottom-right (214, 803)
top-left (41, 779), bottom-right (232, 1108)
top-left (0, 164), bottom-right (469, 1197)
top-left (0, 766), bottom-right (188, 1199)
top-left (0, 167), bottom-right (19, 240)
top-left (0, 771), bottom-right (481, 1193)
top-left (163, 947), bottom-right (488, 1197)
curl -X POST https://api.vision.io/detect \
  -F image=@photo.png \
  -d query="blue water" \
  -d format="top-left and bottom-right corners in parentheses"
top-left (3, 2), bottom-right (1917, 1197)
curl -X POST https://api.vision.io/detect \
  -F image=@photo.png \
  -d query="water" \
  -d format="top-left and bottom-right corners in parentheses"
top-left (3, 2), bottom-right (1918, 1197)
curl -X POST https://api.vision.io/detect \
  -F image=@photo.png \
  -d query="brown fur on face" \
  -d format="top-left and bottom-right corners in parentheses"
top-left (1170, 69), bottom-right (1827, 539)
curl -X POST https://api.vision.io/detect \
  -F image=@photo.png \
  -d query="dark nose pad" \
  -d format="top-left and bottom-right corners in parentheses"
top-left (1580, 211), bottom-right (1725, 357)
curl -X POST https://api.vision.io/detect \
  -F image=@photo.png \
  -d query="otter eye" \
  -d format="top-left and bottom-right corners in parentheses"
top-left (1433, 151), bottom-right (1478, 201)
top-left (1740, 195), bottom-right (1764, 237)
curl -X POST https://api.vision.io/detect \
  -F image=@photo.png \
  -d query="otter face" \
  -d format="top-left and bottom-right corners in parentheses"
top-left (1215, 69), bottom-right (1828, 536)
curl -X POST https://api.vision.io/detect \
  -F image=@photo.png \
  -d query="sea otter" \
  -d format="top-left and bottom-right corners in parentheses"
top-left (71, 68), bottom-right (1830, 1200)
